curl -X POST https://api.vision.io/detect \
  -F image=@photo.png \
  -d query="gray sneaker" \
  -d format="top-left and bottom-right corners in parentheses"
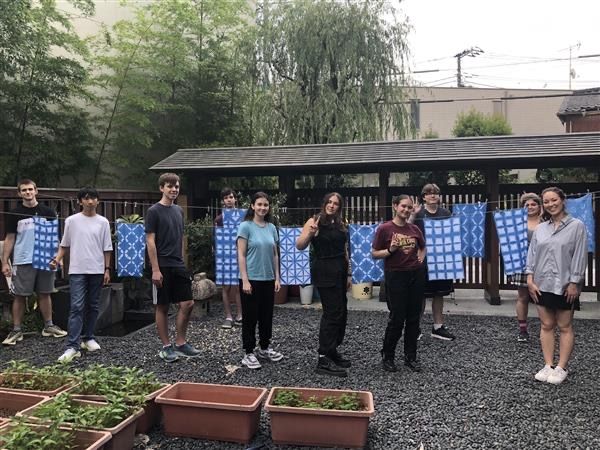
top-left (221, 318), bottom-right (233, 329)
top-left (2, 330), bottom-right (23, 346)
top-left (42, 324), bottom-right (67, 338)
top-left (159, 345), bottom-right (179, 363)
top-left (174, 342), bottom-right (201, 358)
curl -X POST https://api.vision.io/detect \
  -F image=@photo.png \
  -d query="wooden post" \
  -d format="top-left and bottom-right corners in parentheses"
top-left (484, 167), bottom-right (501, 305)
top-left (378, 170), bottom-right (390, 222)
top-left (595, 178), bottom-right (600, 301)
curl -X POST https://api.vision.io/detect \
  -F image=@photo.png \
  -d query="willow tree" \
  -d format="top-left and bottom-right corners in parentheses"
top-left (251, 0), bottom-right (414, 146)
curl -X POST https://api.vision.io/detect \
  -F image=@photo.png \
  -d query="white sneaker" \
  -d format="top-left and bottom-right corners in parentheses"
top-left (241, 353), bottom-right (262, 369)
top-left (256, 347), bottom-right (284, 362)
top-left (547, 366), bottom-right (568, 385)
top-left (534, 365), bottom-right (554, 382)
top-left (58, 348), bottom-right (81, 363)
top-left (81, 339), bottom-right (101, 352)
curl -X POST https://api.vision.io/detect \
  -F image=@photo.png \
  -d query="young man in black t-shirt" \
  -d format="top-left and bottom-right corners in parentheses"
top-left (1, 179), bottom-right (66, 345)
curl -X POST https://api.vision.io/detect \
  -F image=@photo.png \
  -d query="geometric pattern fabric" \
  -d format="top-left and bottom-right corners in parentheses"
top-left (566, 193), bottom-right (595, 253)
top-left (424, 216), bottom-right (465, 280)
top-left (116, 222), bottom-right (145, 278)
top-left (279, 227), bottom-right (311, 285)
top-left (452, 202), bottom-right (486, 258)
top-left (493, 208), bottom-right (528, 276)
top-left (349, 224), bottom-right (384, 283)
top-left (215, 226), bottom-right (239, 285)
top-left (32, 217), bottom-right (59, 272)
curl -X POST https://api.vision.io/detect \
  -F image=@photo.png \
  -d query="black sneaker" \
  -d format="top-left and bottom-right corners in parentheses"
top-left (315, 356), bottom-right (348, 377)
top-left (382, 358), bottom-right (397, 372)
top-left (517, 330), bottom-right (529, 343)
top-left (404, 358), bottom-right (422, 372)
top-left (431, 325), bottom-right (455, 341)
top-left (330, 351), bottom-right (351, 368)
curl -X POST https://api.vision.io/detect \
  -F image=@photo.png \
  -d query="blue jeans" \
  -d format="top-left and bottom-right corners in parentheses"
top-left (66, 274), bottom-right (104, 350)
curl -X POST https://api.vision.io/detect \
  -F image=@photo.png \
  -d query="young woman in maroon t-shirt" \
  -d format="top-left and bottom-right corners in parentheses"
top-left (372, 195), bottom-right (426, 373)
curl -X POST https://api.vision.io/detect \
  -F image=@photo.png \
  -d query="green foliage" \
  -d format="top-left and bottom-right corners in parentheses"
top-left (0, 418), bottom-right (75, 450)
top-left (32, 393), bottom-right (138, 429)
top-left (272, 389), bottom-right (364, 411)
top-left (421, 127), bottom-right (439, 139)
top-left (0, 361), bottom-right (74, 391)
top-left (536, 168), bottom-right (598, 183)
top-left (0, 0), bottom-right (96, 186)
top-left (251, 0), bottom-right (414, 146)
top-left (117, 214), bottom-right (144, 224)
top-left (185, 216), bottom-right (215, 278)
top-left (71, 364), bottom-right (161, 400)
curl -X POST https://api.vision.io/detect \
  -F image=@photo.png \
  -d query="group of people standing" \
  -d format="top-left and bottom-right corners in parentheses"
top-left (1, 175), bottom-right (589, 385)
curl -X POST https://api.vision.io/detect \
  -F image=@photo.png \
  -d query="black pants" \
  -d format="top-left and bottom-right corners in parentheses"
top-left (239, 279), bottom-right (275, 353)
top-left (382, 269), bottom-right (425, 360)
top-left (317, 283), bottom-right (348, 357)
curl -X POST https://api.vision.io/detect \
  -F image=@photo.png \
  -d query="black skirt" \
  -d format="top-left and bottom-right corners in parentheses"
top-left (538, 291), bottom-right (580, 311)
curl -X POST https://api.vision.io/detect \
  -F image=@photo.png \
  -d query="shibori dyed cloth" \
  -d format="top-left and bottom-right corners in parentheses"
top-left (215, 208), bottom-right (246, 285)
top-left (493, 208), bottom-right (528, 276)
top-left (349, 224), bottom-right (384, 283)
top-left (116, 222), bottom-right (145, 277)
top-left (32, 217), bottom-right (59, 271)
top-left (424, 216), bottom-right (465, 280)
top-left (279, 227), bottom-right (311, 285)
top-left (452, 202), bottom-right (487, 258)
top-left (567, 193), bottom-right (595, 253)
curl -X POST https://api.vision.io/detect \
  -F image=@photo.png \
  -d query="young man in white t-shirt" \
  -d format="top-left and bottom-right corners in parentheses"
top-left (50, 187), bottom-right (113, 363)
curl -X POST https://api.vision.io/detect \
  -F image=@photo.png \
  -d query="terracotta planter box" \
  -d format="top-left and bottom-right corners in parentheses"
top-left (156, 382), bottom-right (267, 444)
top-left (274, 285), bottom-right (289, 304)
top-left (0, 391), bottom-right (49, 419)
top-left (0, 372), bottom-right (77, 396)
top-left (265, 386), bottom-right (375, 448)
top-left (0, 422), bottom-right (112, 450)
top-left (69, 384), bottom-right (171, 434)
top-left (18, 398), bottom-right (143, 450)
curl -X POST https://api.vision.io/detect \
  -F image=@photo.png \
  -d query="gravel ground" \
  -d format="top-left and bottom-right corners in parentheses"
top-left (1, 303), bottom-right (600, 450)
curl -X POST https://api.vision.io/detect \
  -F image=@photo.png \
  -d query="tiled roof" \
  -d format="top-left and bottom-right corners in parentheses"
top-left (151, 132), bottom-right (600, 173)
top-left (557, 88), bottom-right (600, 116)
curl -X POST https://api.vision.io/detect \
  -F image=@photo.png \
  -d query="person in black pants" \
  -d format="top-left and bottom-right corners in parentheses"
top-left (372, 194), bottom-right (426, 373)
top-left (297, 192), bottom-right (351, 377)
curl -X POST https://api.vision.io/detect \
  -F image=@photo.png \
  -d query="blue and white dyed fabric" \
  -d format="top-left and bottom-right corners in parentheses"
top-left (279, 227), bottom-right (311, 285)
top-left (215, 226), bottom-right (239, 285)
top-left (453, 202), bottom-right (486, 258)
top-left (566, 193), bottom-right (595, 253)
top-left (116, 222), bottom-right (145, 278)
top-left (223, 208), bottom-right (245, 227)
top-left (424, 216), bottom-right (464, 280)
top-left (494, 208), bottom-right (528, 276)
top-left (32, 217), bottom-right (59, 271)
top-left (349, 224), bottom-right (384, 283)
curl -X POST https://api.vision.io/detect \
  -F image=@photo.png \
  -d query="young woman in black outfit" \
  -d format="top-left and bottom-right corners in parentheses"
top-left (297, 192), bottom-right (351, 377)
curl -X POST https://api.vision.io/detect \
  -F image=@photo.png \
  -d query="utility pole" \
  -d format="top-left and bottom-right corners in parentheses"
top-left (568, 42), bottom-right (581, 89)
top-left (455, 47), bottom-right (484, 87)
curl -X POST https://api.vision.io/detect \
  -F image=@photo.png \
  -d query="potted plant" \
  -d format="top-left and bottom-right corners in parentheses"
top-left (0, 361), bottom-right (77, 396)
top-left (68, 364), bottom-right (168, 433)
top-left (18, 393), bottom-right (143, 450)
top-left (155, 382), bottom-right (267, 444)
top-left (0, 418), bottom-right (112, 450)
top-left (265, 386), bottom-right (375, 448)
top-left (0, 391), bottom-right (48, 419)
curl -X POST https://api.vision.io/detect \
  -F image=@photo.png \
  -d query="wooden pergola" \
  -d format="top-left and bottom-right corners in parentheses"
top-left (152, 132), bottom-right (600, 303)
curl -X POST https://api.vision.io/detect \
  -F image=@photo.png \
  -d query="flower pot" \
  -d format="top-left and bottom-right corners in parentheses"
top-left (155, 382), bottom-right (267, 444)
top-left (265, 386), bottom-right (375, 448)
top-left (18, 398), bottom-right (144, 450)
top-left (0, 372), bottom-right (77, 396)
top-left (0, 422), bottom-right (112, 450)
top-left (274, 285), bottom-right (288, 304)
top-left (351, 282), bottom-right (373, 300)
top-left (0, 391), bottom-right (48, 419)
top-left (68, 384), bottom-right (171, 434)
top-left (299, 285), bottom-right (314, 305)
top-left (288, 285), bottom-right (300, 298)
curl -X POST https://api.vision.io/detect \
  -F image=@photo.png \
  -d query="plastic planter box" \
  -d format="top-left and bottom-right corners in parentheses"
top-left (156, 382), bottom-right (267, 444)
top-left (0, 422), bottom-right (112, 450)
top-left (0, 391), bottom-right (49, 419)
top-left (18, 398), bottom-right (143, 450)
top-left (265, 386), bottom-right (375, 449)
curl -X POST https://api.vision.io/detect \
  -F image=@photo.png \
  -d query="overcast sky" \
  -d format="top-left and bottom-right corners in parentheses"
top-left (401, 0), bottom-right (600, 90)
